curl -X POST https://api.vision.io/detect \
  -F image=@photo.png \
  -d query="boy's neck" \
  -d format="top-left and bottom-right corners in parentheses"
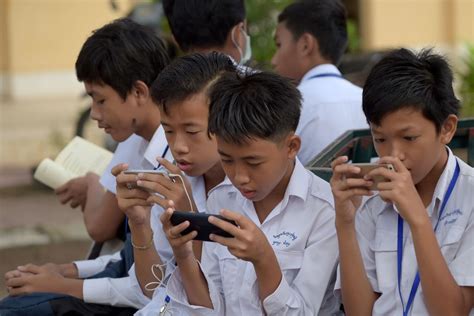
top-left (415, 148), bottom-right (449, 207)
top-left (135, 106), bottom-right (161, 142)
top-left (203, 162), bottom-right (226, 195)
top-left (253, 160), bottom-right (296, 223)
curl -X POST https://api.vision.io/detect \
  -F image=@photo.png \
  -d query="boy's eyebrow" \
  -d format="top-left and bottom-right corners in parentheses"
top-left (217, 150), bottom-right (231, 157)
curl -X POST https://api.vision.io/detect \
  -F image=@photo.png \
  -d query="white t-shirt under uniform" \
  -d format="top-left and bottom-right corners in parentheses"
top-left (335, 148), bottom-right (474, 315)
top-left (166, 159), bottom-right (340, 315)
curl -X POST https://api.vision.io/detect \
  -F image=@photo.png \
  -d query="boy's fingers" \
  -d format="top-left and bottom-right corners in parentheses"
top-left (209, 234), bottom-right (237, 248)
top-left (146, 195), bottom-right (168, 208)
top-left (172, 230), bottom-right (198, 245)
top-left (168, 220), bottom-right (191, 237)
top-left (378, 157), bottom-right (404, 173)
top-left (137, 179), bottom-right (170, 196)
top-left (111, 163), bottom-right (129, 177)
top-left (330, 156), bottom-right (349, 169)
top-left (18, 264), bottom-right (41, 274)
top-left (157, 158), bottom-right (181, 174)
top-left (55, 182), bottom-right (69, 194)
top-left (160, 207), bottom-right (174, 228)
top-left (116, 173), bottom-right (139, 185)
top-left (209, 214), bottom-right (240, 236)
top-left (6, 276), bottom-right (27, 287)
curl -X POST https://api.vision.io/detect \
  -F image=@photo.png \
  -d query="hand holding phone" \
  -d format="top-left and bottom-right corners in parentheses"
top-left (170, 211), bottom-right (237, 242)
top-left (345, 163), bottom-right (394, 190)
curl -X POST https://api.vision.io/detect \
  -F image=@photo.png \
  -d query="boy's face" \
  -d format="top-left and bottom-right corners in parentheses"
top-left (217, 135), bottom-right (299, 202)
top-left (371, 107), bottom-right (453, 185)
top-left (85, 82), bottom-right (136, 142)
top-left (161, 91), bottom-right (220, 177)
top-left (271, 22), bottom-right (303, 81)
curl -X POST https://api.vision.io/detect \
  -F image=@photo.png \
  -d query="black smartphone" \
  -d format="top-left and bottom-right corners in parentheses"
top-left (170, 211), bottom-right (237, 242)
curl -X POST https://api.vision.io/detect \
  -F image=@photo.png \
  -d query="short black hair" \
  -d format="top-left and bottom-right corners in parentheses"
top-left (208, 71), bottom-right (302, 144)
top-left (75, 18), bottom-right (170, 100)
top-left (162, 0), bottom-right (246, 52)
top-left (151, 52), bottom-right (237, 114)
top-left (278, 0), bottom-right (348, 65)
top-left (363, 48), bottom-right (461, 133)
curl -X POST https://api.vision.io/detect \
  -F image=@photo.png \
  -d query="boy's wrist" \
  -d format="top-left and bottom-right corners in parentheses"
top-left (62, 278), bottom-right (84, 299)
top-left (60, 263), bottom-right (79, 278)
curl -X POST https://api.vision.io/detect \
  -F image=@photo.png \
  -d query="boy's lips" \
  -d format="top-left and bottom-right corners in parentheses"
top-left (177, 160), bottom-right (192, 171)
top-left (240, 189), bottom-right (256, 199)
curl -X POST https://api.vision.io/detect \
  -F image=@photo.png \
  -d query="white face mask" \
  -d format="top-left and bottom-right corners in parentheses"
top-left (232, 26), bottom-right (252, 65)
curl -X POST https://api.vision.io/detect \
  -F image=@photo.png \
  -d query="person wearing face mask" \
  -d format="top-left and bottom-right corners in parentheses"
top-left (162, 0), bottom-right (253, 70)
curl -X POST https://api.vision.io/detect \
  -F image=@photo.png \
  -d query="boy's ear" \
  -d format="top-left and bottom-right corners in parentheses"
top-left (297, 33), bottom-right (317, 58)
top-left (133, 80), bottom-right (150, 106)
top-left (440, 114), bottom-right (458, 144)
top-left (286, 134), bottom-right (301, 159)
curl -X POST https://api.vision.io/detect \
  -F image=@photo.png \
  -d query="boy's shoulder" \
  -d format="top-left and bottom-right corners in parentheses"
top-left (305, 169), bottom-right (335, 208)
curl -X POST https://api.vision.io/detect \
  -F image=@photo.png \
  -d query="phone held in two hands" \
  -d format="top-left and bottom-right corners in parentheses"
top-left (345, 163), bottom-right (395, 190)
top-left (170, 211), bottom-right (237, 242)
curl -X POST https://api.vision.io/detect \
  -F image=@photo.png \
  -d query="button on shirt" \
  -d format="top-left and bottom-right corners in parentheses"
top-left (296, 64), bottom-right (367, 165)
top-left (166, 159), bottom-right (339, 315)
top-left (75, 126), bottom-right (174, 308)
top-left (335, 148), bottom-right (474, 315)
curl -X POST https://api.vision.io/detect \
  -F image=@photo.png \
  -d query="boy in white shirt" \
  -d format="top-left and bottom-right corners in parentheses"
top-left (331, 48), bottom-right (474, 315)
top-left (160, 71), bottom-right (340, 315)
top-left (1, 18), bottom-right (172, 315)
top-left (111, 52), bottom-right (237, 313)
top-left (271, 0), bottom-right (367, 165)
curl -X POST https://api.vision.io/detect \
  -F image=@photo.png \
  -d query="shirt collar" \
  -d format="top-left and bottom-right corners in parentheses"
top-left (188, 175), bottom-right (229, 212)
top-left (427, 146), bottom-right (457, 217)
top-left (143, 125), bottom-right (168, 168)
top-left (300, 64), bottom-right (341, 84)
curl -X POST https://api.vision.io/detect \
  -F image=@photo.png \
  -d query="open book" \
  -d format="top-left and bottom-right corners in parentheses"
top-left (34, 136), bottom-right (113, 189)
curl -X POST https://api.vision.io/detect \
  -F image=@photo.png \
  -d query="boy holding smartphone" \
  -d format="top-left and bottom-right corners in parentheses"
top-left (331, 48), bottom-right (474, 315)
top-left (112, 52), bottom-right (238, 314)
top-left (160, 71), bottom-right (340, 315)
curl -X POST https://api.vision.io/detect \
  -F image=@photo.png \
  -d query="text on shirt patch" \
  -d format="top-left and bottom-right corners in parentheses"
top-left (440, 208), bottom-right (462, 226)
top-left (272, 231), bottom-right (297, 248)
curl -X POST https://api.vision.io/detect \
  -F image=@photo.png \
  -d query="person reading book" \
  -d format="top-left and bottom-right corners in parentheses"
top-left (0, 18), bottom-right (172, 316)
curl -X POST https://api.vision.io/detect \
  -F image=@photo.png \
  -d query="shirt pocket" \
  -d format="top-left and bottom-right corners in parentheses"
top-left (439, 226), bottom-right (464, 263)
top-left (275, 249), bottom-right (305, 285)
top-left (372, 229), bottom-right (398, 291)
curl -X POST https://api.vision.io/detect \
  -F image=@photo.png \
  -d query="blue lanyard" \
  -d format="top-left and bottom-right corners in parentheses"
top-left (397, 159), bottom-right (460, 316)
top-left (307, 73), bottom-right (343, 80)
top-left (125, 144), bottom-right (170, 235)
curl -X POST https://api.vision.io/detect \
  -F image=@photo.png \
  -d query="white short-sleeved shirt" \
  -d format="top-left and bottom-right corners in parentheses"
top-left (78, 126), bottom-right (174, 308)
top-left (296, 64), bottom-right (367, 165)
top-left (134, 176), bottom-right (225, 315)
top-left (100, 127), bottom-right (174, 194)
top-left (335, 148), bottom-right (474, 315)
top-left (165, 159), bottom-right (340, 316)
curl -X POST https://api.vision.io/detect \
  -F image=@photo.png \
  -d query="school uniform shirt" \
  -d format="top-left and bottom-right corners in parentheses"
top-left (296, 64), bottom-right (367, 165)
top-left (78, 126), bottom-right (174, 308)
top-left (335, 148), bottom-right (474, 315)
top-left (166, 159), bottom-right (340, 315)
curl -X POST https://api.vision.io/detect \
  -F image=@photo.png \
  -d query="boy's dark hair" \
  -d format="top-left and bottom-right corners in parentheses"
top-left (151, 52), bottom-right (236, 114)
top-left (75, 18), bottom-right (169, 100)
top-left (363, 48), bottom-right (460, 133)
top-left (162, 0), bottom-right (246, 52)
top-left (278, 0), bottom-right (348, 65)
top-left (208, 72), bottom-right (302, 144)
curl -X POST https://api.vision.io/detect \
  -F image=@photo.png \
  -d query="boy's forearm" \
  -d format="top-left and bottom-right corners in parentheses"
top-left (176, 254), bottom-right (213, 308)
top-left (57, 278), bottom-right (84, 299)
top-left (129, 222), bottom-right (164, 299)
top-left (336, 222), bottom-right (377, 316)
top-left (411, 220), bottom-right (466, 315)
top-left (253, 250), bottom-right (282, 301)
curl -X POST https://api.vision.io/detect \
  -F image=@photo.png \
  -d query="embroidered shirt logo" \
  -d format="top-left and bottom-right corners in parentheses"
top-left (271, 231), bottom-right (297, 248)
top-left (440, 208), bottom-right (462, 226)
